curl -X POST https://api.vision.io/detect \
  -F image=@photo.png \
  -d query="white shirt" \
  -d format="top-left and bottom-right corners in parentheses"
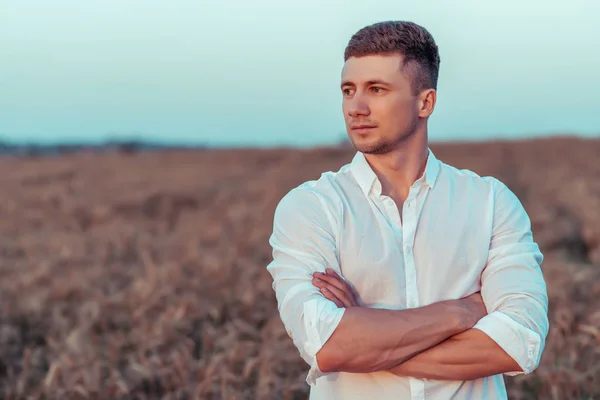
top-left (266, 148), bottom-right (549, 400)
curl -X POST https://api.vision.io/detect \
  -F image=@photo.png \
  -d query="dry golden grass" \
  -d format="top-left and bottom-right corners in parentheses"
top-left (0, 137), bottom-right (598, 399)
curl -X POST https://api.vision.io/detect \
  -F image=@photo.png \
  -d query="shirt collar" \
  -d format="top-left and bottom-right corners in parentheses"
top-left (350, 148), bottom-right (440, 196)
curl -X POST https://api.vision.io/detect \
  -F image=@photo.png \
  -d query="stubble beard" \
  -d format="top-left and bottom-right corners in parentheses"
top-left (350, 119), bottom-right (419, 155)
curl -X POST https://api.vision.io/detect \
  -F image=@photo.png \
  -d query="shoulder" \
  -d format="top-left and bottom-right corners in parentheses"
top-left (438, 161), bottom-right (516, 199)
top-left (274, 164), bottom-right (352, 217)
top-left (273, 167), bottom-right (352, 232)
top-left (445, 162), bottom-right (527, 220)
top-left (274, 184), bottom-right (323, 218)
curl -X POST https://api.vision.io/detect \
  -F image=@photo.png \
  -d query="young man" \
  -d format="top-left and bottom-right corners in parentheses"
top-left (266, 21), bottom-right (548, 399)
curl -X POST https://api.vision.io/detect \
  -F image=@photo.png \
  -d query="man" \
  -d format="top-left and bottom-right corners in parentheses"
top-left (266, 20), bottom-right (548, 399)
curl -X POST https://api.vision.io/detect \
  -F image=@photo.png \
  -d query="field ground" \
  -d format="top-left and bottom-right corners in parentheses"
top-left (0, 137), bottom-right (599, 399)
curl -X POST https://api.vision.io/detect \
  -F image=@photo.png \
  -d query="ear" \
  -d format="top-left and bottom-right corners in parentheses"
top-left (418, 89), bottom-right (436, 118)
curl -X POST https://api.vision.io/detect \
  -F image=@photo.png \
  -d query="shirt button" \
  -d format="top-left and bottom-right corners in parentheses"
top-left (405, 247), bottom-right (412, 255)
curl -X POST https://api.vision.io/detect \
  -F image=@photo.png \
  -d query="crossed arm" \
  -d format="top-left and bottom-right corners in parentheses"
top-left (266, 184), bottom-right (549, 384)
top-left (313, 269), bottom-right (520, 381)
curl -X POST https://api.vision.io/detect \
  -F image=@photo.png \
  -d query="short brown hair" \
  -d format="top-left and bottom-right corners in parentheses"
top-left (344, 21), bottom-right (440, 94)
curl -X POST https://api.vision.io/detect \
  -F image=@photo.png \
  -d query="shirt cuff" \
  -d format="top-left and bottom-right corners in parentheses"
top-left (472, 311), bottom-right (542, 375)
top-left (302, 299), bottom-right (346, 386)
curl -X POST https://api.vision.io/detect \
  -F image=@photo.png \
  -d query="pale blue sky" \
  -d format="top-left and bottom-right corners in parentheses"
top-left (1, 0), bottom-right (599, 147)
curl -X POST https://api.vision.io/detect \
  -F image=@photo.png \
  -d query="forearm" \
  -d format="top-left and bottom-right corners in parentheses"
top-left (316, 300), bottom-right (471, 373)
top-left (389, 328), bottom-right (521, 380)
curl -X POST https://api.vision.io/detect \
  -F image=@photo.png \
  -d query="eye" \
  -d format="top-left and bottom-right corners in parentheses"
top-left (370, 86), bottom-right (385, 93)
top-left (342, 88), bottom-right (355, 96)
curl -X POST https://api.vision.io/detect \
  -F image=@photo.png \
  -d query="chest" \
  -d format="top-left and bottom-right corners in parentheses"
top-left (337, 191), bottom-right (493, 309)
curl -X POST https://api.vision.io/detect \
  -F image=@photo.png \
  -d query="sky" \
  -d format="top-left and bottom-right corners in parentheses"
top-left (1, 0), bottom-right (599, 147)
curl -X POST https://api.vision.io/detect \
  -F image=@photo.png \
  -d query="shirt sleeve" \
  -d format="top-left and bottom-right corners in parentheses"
top-left (473, 179), bottom-right (549, 375)
top-left (266, 187), bottom-right (346, 386)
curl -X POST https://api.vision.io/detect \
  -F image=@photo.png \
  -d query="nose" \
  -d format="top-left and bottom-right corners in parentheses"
top-left (347, 94), bottom-right (370, 118)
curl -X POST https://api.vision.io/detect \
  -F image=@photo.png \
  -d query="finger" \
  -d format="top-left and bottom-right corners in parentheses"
top-left (320, 283), bottom-right (354, 308)
top-left (325, 269), bottom-right (356, 296)
top-left (312, 275), bottom-right (329, 289)
top-left (325, 268), bottom-right (341, 278)
top-left (318, 271), bottom-right (357, 306)
top-left (321, 287), bottom-right (343, 308)
top-left (313, 277), bottom-right (350, 306)
top-left (314, 271), bottom-right (350, 295)
top-left (313, 270), bottom-right (358, 307)
top-left (314, 275), bottom-right (352, 305)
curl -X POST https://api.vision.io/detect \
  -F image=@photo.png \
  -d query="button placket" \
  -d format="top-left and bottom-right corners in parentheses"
top-left (380, 196), bottom-right (402, 229)
top-left (403, 189), bottom-right (420, 310)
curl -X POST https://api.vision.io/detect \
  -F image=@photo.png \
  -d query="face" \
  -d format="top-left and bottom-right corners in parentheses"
top-left (341, 53), bottom-right (434, 154)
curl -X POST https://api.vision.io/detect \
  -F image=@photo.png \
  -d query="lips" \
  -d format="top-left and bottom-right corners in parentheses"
top-left (351, 125), bottom-right (376, 129)
top-left (351, 125), bottom-right (377, 133)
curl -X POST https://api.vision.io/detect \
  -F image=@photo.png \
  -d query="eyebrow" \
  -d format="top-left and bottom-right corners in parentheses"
top-left (341, 79), bottom-right (393, 88)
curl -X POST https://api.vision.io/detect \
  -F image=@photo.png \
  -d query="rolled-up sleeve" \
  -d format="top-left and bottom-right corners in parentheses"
top-left (473, 179), bottom-right (549, 375)
top-left (266, 187), bottom-right (346, 385)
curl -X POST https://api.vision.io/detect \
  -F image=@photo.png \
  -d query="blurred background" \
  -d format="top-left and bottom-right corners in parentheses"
top-left (0, 1), bottom-right (599, 399)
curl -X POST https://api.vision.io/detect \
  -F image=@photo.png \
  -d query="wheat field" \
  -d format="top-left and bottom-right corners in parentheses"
top-left (0, 137), bottom-right (599, 399)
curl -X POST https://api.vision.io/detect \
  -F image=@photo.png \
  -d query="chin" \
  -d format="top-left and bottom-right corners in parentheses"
top-left (350, 136), bottom-right (391, 155)
top-left (361, 145), bottom-right (393, 155)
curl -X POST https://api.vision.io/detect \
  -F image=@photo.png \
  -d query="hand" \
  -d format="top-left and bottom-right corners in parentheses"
top-left (457, 292), bottom-right (488, 328)
top-left (312, 269), bottom-right (359, 308)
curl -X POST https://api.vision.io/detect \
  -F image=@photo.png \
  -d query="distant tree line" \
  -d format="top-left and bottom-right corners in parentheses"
top-left (0, 140), bottom-right (206, 157)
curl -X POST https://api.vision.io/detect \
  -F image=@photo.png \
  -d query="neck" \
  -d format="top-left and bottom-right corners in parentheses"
top-left (364, 132), bottom-right (429, 201)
